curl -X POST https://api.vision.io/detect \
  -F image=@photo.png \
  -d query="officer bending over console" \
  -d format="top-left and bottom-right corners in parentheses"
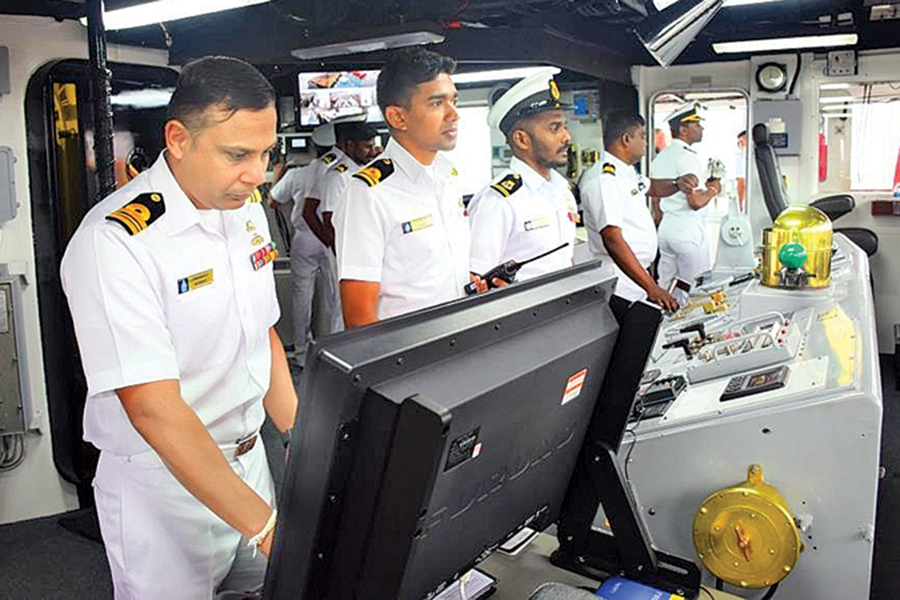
top-left (335, 48), bottom-right (490, 328)
top-left (60, 56), bottom-right (297, 598)
top-left (468, 68), bottom-right (577, 282)
top-left (581, 111), bottom-right (699, 311)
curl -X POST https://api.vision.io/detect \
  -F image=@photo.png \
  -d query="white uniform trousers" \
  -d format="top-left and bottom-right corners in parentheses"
top-left (93, 438), bottom-right (274, 600)
top-left (657, 214), bottom-right (710, 292)
top-left (290, 230), bottom-right (342, 365)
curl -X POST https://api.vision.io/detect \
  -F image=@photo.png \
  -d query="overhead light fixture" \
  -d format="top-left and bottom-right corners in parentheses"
top-left (822, 104), bottom-right (853, 111)
top-left (819, 96), bottom-right (855, 104)
top-left (110, 88), bottom-right (175, 108)
top-left (820, 83), bottom-right (851, 90)
top-left (637, 0), bottom-right (725, 68)
top-left (451, 67), bottom-right (556, 85)
top-left (713, 33), bottom-right (858, 54)
top-left (291, 25), bottom-right (445, 60)
top-left (81, 0), bottom-right (271, 31)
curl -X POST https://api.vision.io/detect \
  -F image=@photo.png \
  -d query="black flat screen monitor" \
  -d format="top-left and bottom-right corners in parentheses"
top-left (264, 262), bottom-right (620, 600)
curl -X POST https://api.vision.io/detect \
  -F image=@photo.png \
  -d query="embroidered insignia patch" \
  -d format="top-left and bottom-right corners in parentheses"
top-left (251, 234), bottom-right (264, 246)
top-left (353, 158), bottom-right (394, 187)
top-left (451, 167), bottom-right (459, 177)
top-left (246, 220), bottom-right (257, 232)
top-left (525, 216), bottom-right (551, 231)
top-left (549, 78), bottom-right (561, 101)
top-left (490, 173), bottom-right (523, 198)
top-left (602, 163), bottom-right (616, 175)
top-left (251, 242), bottom-right (278, 271)
top-left (177, 269), bottom-right (213, 295)
top-left (335, 163), bottom-right (349, 173)
top-left (401, 214), bottom-right (434, 234)
top-left (106, 192), bottom-right (166, 236)
top-left (322, 152), bottom-right (337, 165)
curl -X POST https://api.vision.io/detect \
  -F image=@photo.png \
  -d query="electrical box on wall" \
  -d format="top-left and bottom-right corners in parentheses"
top-left (827, 50), bottom-right (858, 77)
top-left (0, 270), bottom-right (33, 435)
top-left (752, 100), bottom-right (803, 156)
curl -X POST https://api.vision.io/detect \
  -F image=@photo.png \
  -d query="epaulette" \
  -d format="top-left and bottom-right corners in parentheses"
top-left (246, 188), bottom-right (264, 204)
top-left (322, 152), bottom-right (338, 165)
top-left (490, 173), bottom-right (523, 198)
top-left (683, 146), bottom-right (697, 154)
top-left (335, 163), bottom-right (349, 173)
top-left (602, 163), bottom-right (616, 175)
top-left (353, 158), bottom-right (395, 187)
top-left (106, 192), bottom-right (165, 236)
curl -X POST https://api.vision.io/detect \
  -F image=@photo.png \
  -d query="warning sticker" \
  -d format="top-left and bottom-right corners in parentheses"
top-left (562, 368), bottom-right (588, 405)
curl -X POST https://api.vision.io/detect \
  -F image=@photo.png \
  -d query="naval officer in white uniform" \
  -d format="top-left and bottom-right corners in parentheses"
top-left (650, 102), bottom-right (722, 289)
top-left (60, 57), bottom-right (298, 599)
top-left (581, 111), bottom-right (698, 311)
top-left (467, 67), bottom-right (577, 281)
top-left (335, 48), bottom-right (493, 328)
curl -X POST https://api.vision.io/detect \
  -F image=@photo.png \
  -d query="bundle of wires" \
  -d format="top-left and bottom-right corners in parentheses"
top-left (0, 434), bottom-right (26, 472)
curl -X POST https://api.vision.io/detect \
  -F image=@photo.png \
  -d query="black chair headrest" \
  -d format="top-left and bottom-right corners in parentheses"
top-left (753, 123), bottom-right (770, 145)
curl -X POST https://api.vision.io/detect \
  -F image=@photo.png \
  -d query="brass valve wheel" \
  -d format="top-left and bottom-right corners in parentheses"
top-left (692, 464), bottom-right (802, 589)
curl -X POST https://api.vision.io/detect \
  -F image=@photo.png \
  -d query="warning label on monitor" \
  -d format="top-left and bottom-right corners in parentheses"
top-left (562, 368), bottom-right (588, 405)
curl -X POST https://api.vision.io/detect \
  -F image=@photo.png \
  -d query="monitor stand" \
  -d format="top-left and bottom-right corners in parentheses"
top-left (552, 297), bottom-right (702, 598)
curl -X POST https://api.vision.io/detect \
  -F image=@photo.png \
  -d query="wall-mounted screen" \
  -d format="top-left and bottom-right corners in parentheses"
top-left (299, 70), bottom-right (382, 126)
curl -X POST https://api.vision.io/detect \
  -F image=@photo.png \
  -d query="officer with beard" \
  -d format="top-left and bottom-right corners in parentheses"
top-left (467, 67), bottom-right (577, 282)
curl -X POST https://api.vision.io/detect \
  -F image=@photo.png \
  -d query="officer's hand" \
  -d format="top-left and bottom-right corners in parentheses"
top-left (706, 178), bottom-right (722, 195)
top-left (260, 528), bottom-right (275, 558)
top-left (676, 174), bottom-right (699, 193)
top-left (646, 284), bottom-right (679, 312)
top-left (469, 273), bottom-right (489, 293)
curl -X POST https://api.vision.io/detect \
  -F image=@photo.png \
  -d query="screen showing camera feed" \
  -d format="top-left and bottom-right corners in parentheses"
top-left (299, 70), bottom-right (382, 126)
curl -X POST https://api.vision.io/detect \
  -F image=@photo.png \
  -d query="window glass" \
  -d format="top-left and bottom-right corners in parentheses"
top-left (441, 105), bottom-right (493, 196)
top-left (818, 82), bottom-right (900, 193)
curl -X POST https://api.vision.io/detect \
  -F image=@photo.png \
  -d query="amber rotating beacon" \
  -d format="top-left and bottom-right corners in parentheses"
top-left (761, 206), bottom-right (833, 288)
top-left (692, 465), bottom-right (803, 590)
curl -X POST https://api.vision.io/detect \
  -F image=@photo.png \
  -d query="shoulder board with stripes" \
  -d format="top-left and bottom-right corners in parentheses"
top-left (246, 188), bottom-right (264, 204)
top-left (490, 173), bottom-right (523, 198)
top-left (106, 192), bottom-right (166, 236)
top-left (353, 158), bottom-right (395, 188)
top-left (322, 152), bottom-right (338, 165)
top-left (335, 163), bottom-right (349, 173)
top-left (683, 146), bottom-right (697, 154)
top-left (602, 163), bottom-right (616, 175)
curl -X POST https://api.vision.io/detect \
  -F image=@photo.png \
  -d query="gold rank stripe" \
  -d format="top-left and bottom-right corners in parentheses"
top-left (108, 210), bottom-right (144, 235)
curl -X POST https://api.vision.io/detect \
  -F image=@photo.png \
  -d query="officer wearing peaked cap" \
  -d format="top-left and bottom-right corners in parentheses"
top-left (467, 67), bottom-right (577, 282)
top-left (650, 101), bottom-right (722, 291)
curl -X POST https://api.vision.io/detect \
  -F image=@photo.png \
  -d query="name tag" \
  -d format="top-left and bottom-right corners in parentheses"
top-left (251, 242), bottom-right (278, 271)
top-left (525, 216), bottom-right (551, 231)
top-left (178, 269), bottom-right (214, 295)
top-left (401, 214), bottom-right (434, 234)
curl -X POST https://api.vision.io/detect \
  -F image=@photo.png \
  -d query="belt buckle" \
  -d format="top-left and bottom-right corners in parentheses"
top-left (234, 434), bottom-right (257, 459)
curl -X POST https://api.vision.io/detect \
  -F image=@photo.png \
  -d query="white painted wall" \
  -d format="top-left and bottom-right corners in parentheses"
top-left (633, 48), bottom-right (900, 353)
top-left (0, 15), bottom-right (168, 524)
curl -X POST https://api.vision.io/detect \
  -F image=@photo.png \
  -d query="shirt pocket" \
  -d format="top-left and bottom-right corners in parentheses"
top-left (168, 260), bottom-right (238, 372)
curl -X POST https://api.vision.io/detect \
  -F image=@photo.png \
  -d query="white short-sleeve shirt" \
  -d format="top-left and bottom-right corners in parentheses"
top-left (60, 153), bottom-right (280, 456)
top-left (467, 157), bottom-right (576, 281)
top-left (334, 138), bottom-right (471, 321)
top-left (580, 152), bottom-right (658, 301)
top-left (650, 139), bottom-right (707, 218)
top-left (270, 164), bottom-right (313, 232)
top-left (321, 155), bottom-right (356, 216)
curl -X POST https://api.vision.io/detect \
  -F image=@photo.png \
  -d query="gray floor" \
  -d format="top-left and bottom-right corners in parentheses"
top-left (1, 357), bottom-right (899, 599)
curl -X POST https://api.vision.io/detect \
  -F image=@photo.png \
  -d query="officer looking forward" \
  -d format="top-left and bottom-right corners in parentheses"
top-left (60, 56), bottom-right (297, 598)
top-left (467, 67), bottom-right (577, 282)
top-left (335, 48), bottom-right (490, 328)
